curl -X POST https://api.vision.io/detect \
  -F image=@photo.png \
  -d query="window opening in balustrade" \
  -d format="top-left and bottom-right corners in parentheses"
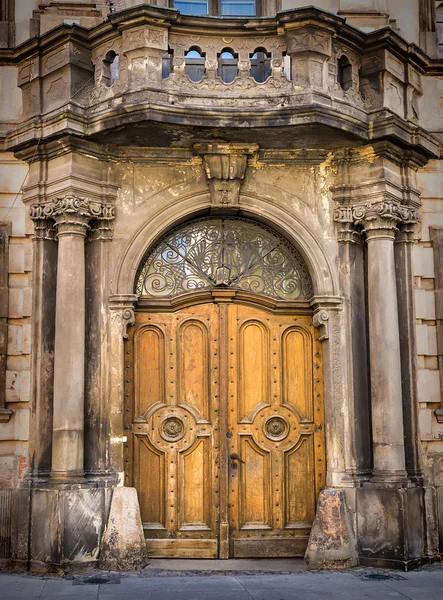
top-left (250, 48), bottom-right (271, 82)
top-left (103, 51), bottom-right (119, 87)
top-left (282, 52), bottom-right (291, 80)
top-left (184, 47), bottom-right (206, 82)
top-left (220, 0), bottom-right (255, 15)
top-left (173, 0), bottom-right (257, 16)
top-left (174, 0), bottom-right (208, 14)
top-left (337, 55), bottom-right (352, 91)
top-left (162, 48), bottom-right (174, 79)
top-left (217, 49), bottom-right (239, 84)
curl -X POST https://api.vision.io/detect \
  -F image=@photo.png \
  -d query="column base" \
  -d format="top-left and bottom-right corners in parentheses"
top-left (1, 486), bottom-right (112, 573)
top-left (357, 485), bottom-right (431, 571)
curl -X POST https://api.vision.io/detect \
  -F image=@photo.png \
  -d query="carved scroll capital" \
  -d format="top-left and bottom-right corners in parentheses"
top-left (30, 196), bottom-right (115, 221)
top-left (30, 196), bottom-right (116, 238)
top-left (194, 143), bottom-right (258, 210)
top-left (30, 217), bottom-right (57, 241)
top-left (334, 200), bottom-right (419, 241)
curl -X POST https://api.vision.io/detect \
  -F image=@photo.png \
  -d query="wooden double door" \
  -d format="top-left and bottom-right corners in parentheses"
top-left (125, 297), bottom-right (325, 558)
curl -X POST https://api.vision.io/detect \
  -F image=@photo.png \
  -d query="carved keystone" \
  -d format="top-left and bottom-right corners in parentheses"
top-left (305, 488), bottom-right (357, 570)
top-left (194, 143), bottom-right (258, 211)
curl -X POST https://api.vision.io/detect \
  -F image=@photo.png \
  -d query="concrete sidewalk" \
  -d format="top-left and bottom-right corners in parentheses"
top-left (1, 561), bottom-right (443, 600)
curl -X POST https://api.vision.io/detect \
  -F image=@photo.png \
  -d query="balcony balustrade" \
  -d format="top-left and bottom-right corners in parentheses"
top-left (5, 5), bottom-right (439, 156)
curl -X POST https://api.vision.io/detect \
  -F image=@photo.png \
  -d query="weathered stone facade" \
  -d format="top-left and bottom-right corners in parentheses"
top-left (0, 0), bottom-right (442, 572)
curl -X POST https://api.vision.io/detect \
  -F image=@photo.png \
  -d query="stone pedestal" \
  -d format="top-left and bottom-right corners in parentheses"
top-left (357, 486), bottom-right (425, 570)
top-left (305, 489), bottom-right (357, 570)
top-left (100, 487), bottom-right (148, 571)
top-left (1, 487), bottom-right (111, 573)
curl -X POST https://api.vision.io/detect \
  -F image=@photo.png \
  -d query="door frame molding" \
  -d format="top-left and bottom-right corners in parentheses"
top-left (108, 206), bottom-right (355, 537)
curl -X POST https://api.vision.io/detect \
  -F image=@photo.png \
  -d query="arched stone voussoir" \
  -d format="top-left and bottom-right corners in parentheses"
top-left (113, 191), bottom-right (339, 299)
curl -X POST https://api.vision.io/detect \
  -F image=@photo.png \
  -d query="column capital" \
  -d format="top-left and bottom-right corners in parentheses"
top-left (30, 196), bottom-right (116, 238)
top-left (334, 200), bottom-right (419, 242)
top-left (30, 217), bottom-right (57, 241)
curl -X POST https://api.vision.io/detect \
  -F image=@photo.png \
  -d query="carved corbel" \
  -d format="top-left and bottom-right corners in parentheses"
top-left (109, 295), bottom-right (138, 339)
top-left (194, 143), bottom-right (258, 211)
top-left (310, 296), bottom-right (342, 342)
top-left (313, 310), bottom-right (330, 341)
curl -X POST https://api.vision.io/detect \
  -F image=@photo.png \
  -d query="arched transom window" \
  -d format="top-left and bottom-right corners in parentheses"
top-left (135, 218), bottom-right (313, 300)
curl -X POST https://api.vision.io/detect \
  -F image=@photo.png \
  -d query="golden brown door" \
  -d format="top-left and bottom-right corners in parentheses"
top-left (126, 303), bottom-right (221, 558)
top-left (126, 299), bottom-right (324, 558)
top-left (226, 303), bottom-right (325, 557)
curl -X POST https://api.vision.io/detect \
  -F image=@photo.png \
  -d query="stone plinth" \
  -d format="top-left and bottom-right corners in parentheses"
top-left (305, 489), bottom-right (357, 570)
top-left (357, 486), bottom-right (425, 570)
top-left (100, 487), bottom-right (148, 571)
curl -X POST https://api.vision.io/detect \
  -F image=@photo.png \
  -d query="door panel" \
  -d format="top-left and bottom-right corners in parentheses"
top-left (282, 327), bottom-right (313, 420)
top-left (127, 299), bottom-right (325, 558)
top-left (178, 320), bottom-right (210, 419)
top-left (227, 303), bottom-right (324, 557)
top-left (238, 320), bottom-right (270, 420)
top-left (128, 304), bottom-right (220, 558)
top-left (135, 326), bottom-right (165, 416)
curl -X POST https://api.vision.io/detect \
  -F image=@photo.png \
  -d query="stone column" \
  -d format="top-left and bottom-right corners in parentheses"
top-left (27, 212), bottom-right (58, 480)
top-left (363, 207), bottom-right (407, 480)
top-left (335, 218), bottom-right (371, 478)
top-left (85, 219), bottom-right (115, 481)
top-left (395, 223), bottom-right (422, 481)
top-left (47, 196), bottom-right (114, 481)
top-left (51, 209), bottom-right (89, 479)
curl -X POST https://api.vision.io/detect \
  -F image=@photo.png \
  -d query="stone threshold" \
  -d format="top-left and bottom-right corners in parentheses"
top-left (143, 558), bottom-right (308, 574)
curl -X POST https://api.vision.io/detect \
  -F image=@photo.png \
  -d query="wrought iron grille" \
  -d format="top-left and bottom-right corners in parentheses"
top-left (135, 218), bottom-right (313, 300)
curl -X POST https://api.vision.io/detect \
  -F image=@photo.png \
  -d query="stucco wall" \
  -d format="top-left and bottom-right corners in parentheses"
top-left (0, 151), bottom-right (32, 488)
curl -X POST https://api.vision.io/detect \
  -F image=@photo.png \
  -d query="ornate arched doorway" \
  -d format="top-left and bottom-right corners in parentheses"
top-left (124, 218), bottom-right (325, 558)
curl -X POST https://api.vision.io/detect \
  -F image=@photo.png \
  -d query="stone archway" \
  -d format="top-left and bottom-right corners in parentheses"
top-left (123, 216), bottom-right (327, 558)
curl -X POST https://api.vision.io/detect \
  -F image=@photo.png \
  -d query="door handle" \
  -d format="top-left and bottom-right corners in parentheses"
top-left (230, 453), bottom-right (245, 469)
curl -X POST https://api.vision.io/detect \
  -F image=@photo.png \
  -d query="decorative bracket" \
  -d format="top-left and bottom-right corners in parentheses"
top-left (109, 294), bottom-right (138, 339)
top-left (194, 143), bottom-right (258, 211)
top-left (0, 409), bottom-right (13, 423)
top-left (310, 296), bottom-right (342, 342)
top-left (313, 310), bottom-right (330, 341)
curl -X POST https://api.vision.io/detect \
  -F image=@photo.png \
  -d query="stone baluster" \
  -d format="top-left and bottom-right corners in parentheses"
top-left (362, 203), bottom-right (409, 480)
